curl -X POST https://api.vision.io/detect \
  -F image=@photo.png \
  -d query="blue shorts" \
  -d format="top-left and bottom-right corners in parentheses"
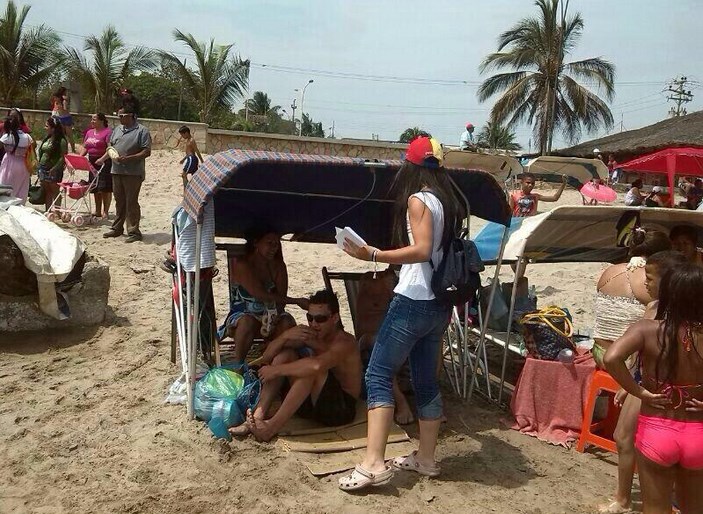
top-left (53, 114), bottom-right (73, 127)
top-left (365, 294), bottom-right (450, 420)
top-left (37, 165), bottom-right (64, 184)
top-left (183, 154), bottom-right (199, 174)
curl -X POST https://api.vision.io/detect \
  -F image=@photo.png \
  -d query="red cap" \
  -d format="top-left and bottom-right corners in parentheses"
top-left (405, 136), bottom-right (443, 168)
top-left (466, 123), bottom-right (474, 130)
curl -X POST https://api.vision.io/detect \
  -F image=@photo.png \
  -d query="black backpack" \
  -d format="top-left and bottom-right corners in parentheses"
top-left (430, 232), bottom-right (485, 306)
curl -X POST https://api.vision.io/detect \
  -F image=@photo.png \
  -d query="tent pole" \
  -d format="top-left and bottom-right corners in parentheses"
top-left (173, 229), bottom-right (188, 373)
top-left (188, 223), bottom-right (203, 420)
top-left (467, 221), bottom-right (511, 402)
top-left (185, 270), bottom-right (194, 419)
top-left (498, 256), bottom-right (523, 405)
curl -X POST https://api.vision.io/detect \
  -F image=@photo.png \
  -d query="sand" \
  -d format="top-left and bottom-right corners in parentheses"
top-left (0, 150), bottom-right (619, 514)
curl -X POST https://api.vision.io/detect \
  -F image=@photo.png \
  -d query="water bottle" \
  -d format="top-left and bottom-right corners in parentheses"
top-left (557, 348), bottom-right (574, 363)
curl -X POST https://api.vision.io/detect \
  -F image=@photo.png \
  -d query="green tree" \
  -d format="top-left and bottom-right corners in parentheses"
top-left (477, 0), bottom-right (615, 154)
top-left (300, 113), bottom-right (324, 137)
top-left (66, 26), bottom-right (156, 113)
top-left (245, 91), bottom-right (280, 116)
top-left (160, 30), bottom-right (250, 124)
top-left (0, 1), bottom-right (63, 105)
top-left (125, 63), bottom-right (199, 121)
top-left (398, 127), bottom-right (431, 143)
top-left (476, 121), bottom-right (522, 151)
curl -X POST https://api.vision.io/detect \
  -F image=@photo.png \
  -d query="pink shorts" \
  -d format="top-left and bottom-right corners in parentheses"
top-left (635, 414), bottom-right (703, 470)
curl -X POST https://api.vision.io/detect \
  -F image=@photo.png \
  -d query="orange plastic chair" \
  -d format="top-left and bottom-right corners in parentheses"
top-left (576, 369), bottom-right (621, 453)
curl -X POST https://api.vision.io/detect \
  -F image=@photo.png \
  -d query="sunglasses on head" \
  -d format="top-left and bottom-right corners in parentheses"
top-left (306, 313), bottom-right (331, 324)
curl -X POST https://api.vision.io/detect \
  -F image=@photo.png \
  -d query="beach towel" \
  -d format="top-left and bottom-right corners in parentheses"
top-left (509, 353), bottom-right (595, 447)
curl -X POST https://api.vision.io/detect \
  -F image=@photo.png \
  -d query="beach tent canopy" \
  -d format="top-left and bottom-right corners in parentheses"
top-left (182, 150), bottom-right (511, 248)
top-left (620, 147), bottom-right (703, 206)
top-left (474, 205), bottom-right (703, 264)
top-left (526, 156), bottom-right (609, 188)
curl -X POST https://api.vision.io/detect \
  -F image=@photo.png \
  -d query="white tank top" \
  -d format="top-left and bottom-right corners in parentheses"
top-left (394, 191), bottom-right (445, 300)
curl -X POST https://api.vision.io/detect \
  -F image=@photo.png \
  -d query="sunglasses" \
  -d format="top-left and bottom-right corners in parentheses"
top-left (118, 113), bottom-right (133, 118)
top-left (306, 313), bottom-right (331, 324)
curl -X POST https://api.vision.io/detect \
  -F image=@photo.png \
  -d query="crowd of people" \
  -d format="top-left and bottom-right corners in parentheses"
top-left (208, 140), bottom-right (703, 509)
top-left (0, 87), bottom-right (206, 243)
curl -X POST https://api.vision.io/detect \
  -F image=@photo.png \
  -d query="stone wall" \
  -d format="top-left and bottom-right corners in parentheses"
top-left (5, 107), bottom-right (404, 160)
top-left (207, 129), bottom-right (407, 160)
top-left (2, 107), bottom-right (207, 151)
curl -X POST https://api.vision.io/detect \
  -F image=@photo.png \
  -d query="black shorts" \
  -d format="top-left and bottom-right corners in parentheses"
top-left (295, 372), bottom-right (357, 427)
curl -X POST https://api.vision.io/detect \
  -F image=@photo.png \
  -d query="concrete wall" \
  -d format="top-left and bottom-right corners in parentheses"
top-left (6, 107), bottom-right (405, 160)
top-left (207, 129), bottom-right (407, 160)
top-left (3, 108), bottom-right (207, 151)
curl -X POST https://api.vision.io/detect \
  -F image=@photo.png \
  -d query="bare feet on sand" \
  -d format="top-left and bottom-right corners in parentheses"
top-left (228, 422), bottom-right (251, 437)
top-left (246, 410), bottom-right (277, 442)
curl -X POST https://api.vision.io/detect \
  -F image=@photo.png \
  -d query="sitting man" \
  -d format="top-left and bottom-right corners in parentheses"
top-left (230, 289), bottom-right (362, 441)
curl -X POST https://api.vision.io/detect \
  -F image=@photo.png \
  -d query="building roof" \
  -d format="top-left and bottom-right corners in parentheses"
top-left (556, 110), bottom-right (703, 160)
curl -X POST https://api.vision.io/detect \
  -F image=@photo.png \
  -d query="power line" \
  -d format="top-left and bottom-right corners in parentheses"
top-left (41, 24), bottom-right (680, 89)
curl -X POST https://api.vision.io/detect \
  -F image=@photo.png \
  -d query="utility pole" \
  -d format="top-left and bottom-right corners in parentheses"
top-left (328, 121), bottom-right (335, 138)
top-left (290, 98), bottom-right (297, 131)
top-left (666, 76), bottom-right (694, 117)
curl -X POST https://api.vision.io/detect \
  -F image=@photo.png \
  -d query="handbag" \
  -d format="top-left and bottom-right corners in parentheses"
top-left (521, 306), bottom-right (574, 360)
top-left (24, 137), bottom-right (38, 173)
top-left (28, 177), bottom-right (45, 205)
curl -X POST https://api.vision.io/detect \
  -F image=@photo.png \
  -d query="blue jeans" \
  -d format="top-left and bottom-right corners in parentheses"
top-left (366, 294), bottom-right (451, 420)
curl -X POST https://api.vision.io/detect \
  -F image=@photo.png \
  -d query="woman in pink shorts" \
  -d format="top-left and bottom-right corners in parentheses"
top-left (605, 264), bottom-right (703, 514)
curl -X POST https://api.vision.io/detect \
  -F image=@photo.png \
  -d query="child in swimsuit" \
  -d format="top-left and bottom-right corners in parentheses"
top-left (604, 264), bottom-right (703, 514)
top-left (50, 86), bottom-right (75, 153)
top-left (599, 251), bottom-right (688, 514)
top-left (177, 126), bottom-right (203, 189)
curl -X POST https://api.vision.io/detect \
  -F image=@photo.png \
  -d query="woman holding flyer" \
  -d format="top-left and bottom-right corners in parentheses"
top-left (339, 136), bottom-right (462, 490)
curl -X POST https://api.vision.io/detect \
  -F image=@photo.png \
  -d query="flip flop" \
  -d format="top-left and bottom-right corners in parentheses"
top-left (391, 451), bottom-right (440, 477)
top-left (597, 500), bottom-right (632, 513)
top-left (338, 464), bottom-right (393, 491)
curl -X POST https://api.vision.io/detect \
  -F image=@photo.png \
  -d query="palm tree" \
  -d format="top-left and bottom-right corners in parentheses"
top-left (245, 91), bottom-right (280, 116)
top-left (66, 26), bottom-right (155, 112)
top-left (398, 127), bottom-right (431, 143)
top-left (160, 30), bottom-right (249, 124)
top-left (477, 0), bottom-right (615, 155)
top-left (0, 1), bottom-right (63, 105)
top-left (476, 121), bottom-right (522, 152)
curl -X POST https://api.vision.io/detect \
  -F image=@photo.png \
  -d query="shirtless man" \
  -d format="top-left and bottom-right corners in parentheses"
top-left (177, 126), bottom-right (204, 188)
top-left (230, 289), bottom-right (362, 442)
top-left (509, 172), bottom-right (567, 217)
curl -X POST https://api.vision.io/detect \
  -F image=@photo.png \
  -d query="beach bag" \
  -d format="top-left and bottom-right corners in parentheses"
top-left (193, 366), bottom-right (261, 440)
top-left (521, 306), bottom-right (574, 360)
top-left (24, 138), bottom-right (38, 173)
top-left (431, 237), bottom-right (485, 306)
top-left (28, 177), bottom-right (44, 205)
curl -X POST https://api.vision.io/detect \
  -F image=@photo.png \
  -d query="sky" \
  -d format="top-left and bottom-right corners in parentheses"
top-left (24, 0), bottom-right (703, 149)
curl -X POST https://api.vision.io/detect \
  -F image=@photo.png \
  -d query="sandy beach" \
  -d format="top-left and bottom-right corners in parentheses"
top-left (1, 150), bottom-right (619, 514)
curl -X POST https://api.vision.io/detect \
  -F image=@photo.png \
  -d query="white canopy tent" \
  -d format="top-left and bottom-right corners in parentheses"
top-left (470, 205), bottom-right (703, 403)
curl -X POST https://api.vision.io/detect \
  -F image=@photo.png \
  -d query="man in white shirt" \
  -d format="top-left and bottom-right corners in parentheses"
top-left (459, 123), bottom-right (475, 150)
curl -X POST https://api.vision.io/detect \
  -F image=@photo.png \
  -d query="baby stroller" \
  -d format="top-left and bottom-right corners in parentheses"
top-left (45, 154), bottom-right (103, 227)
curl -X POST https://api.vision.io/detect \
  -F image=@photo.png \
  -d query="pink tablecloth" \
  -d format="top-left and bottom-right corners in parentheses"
top-left (510, 354), bottom-right (595, 447)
